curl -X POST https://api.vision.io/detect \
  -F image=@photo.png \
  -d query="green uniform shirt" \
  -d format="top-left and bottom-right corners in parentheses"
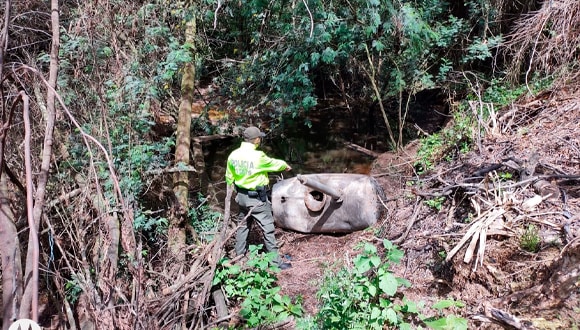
top-left (225, 142), bottom-right (289, 190)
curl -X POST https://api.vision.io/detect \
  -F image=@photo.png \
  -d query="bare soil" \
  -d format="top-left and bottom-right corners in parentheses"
top-left (274, 82), bottom-right (580, 329)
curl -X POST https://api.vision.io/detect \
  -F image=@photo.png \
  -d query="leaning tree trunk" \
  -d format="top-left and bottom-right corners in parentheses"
top-left (0, 174), bottom-right (23, 330)
top-left (170, 18), bottom-right (197, 263)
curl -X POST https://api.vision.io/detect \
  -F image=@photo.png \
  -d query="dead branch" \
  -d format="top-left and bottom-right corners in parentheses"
top-left (2, 162), bottom-right (26, 196)
top-left (392, 197), bottom-right (422, 244)
top-left (471, 163), bottom-right (503, 177)
top-left (46, 188), bottom-right (83, 208)
top-left (249, 317), bottom-right (295, 330)
top-left (195, 184), bottom-right (234, 309)
top-left (191, 135), bottom-right (231, 147)
top-left (343, 142), bottom-right (380, 158)
top-left (472, 306), bottom-right (534, 330)
top-left (151, 185), bottom-right (237, 329)
top-left (144, 165), bottom-right (197, 175)
top-left (445, 208), bottom-right (506, 270)
top-left (210, 287), bottom-right (228, 327)
top-left (413, 173), bottom-right (579, 199)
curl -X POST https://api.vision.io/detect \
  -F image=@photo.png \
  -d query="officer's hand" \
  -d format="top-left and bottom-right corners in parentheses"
top-left (285, 165), bottom-right (292, 172)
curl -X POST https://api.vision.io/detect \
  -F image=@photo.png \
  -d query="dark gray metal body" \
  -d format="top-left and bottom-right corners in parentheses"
top-left (272, 173), bottom-right (385, 233)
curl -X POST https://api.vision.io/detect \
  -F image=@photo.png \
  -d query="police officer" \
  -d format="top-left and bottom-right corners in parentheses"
top-left (225, 126), bottom-right (292, 269)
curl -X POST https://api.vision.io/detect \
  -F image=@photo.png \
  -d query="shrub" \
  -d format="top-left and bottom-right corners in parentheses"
top-left (213, 245), bottom-right (303, 327)
top-left (312, 240), bottom-right (467, 330)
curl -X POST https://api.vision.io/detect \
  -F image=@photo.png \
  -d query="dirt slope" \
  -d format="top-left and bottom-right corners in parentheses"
top-left (276, 80), bottom-right (580, 329)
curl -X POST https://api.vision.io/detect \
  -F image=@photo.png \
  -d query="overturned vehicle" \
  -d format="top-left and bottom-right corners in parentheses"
top-left (271, 174), bottom-right (386, 233)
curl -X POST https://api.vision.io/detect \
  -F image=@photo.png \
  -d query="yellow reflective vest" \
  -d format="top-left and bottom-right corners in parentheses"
top-left (225, 142), bottom-right (289, 190)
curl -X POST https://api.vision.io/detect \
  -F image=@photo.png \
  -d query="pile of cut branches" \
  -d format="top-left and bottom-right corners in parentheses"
top-left (401, 81), bottom-right (580, 328)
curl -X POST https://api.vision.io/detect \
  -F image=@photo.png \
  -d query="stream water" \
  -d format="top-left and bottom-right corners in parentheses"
top-left (204, 108), bottom-right (390, 191)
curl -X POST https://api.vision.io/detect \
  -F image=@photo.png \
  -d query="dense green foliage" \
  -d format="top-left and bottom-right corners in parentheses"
top-left (52, 1), bottom-right (200, 238)
top-left (202, 0), bottom-right (505, 123)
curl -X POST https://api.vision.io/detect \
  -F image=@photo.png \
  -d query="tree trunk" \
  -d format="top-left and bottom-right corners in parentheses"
top-left (170, 18), bottom-right (197, 261)
top-left (0, 174), bottom-right (23, 330)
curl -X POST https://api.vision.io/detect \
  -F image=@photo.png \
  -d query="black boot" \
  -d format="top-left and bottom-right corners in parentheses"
top-left (279, 262), bottom-right (292, 270)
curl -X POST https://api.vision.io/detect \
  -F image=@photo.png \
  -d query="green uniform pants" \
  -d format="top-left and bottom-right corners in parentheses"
top-left (234, 192), bottom-right (281, 264)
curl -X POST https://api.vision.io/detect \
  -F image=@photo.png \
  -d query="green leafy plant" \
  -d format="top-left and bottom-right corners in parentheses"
top-left (498, 172), bottom-right (513, 181)
top-left (65, 275), bottom-right (83, 304)
top-left (213, 245), bottom-right (303, 327)
top-left (134, 210), bottom-right (168, 233)
top-left (315, 240), bottom-right (409, 329)
top-left (313, 240), bottom-right (467, 329)
top-left (425, 196), bottom-right (446, 211)
top-left (295, 316), bottom-right (319, 330)
top-left (415, 133), bottom-right (444, 173)
top-left (463, 213), bottom-right (474, 224)
top-left (483, 77), bottom-right (553, 108)
top-left (423, 313), bottom-right (468, 330)
top-left (520, 224), bottom-right (541, 253)
top-left (422, 299), bottom-right (468, 329)
top-left (483, 79), bottom-right (527, 107)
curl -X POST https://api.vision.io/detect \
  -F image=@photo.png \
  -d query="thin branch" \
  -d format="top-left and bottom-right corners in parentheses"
top-left (362, 44), bottom-right (397, 150)
top-left (22, 91), bottom-right (39, 322)
top-left (213, 0), bottom-right (222, 29)
top-left (47, 188), bottom-right (84, 209)
top-left (302, 0), bottom-right (314, 38)
top-left (524, 10), bottom-right (550, 95)
top-left (392, 197), bottom-right (422, 244)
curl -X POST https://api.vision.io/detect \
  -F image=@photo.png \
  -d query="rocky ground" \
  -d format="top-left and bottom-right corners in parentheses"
top-left (275, 78), bottom-right (580, 329)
